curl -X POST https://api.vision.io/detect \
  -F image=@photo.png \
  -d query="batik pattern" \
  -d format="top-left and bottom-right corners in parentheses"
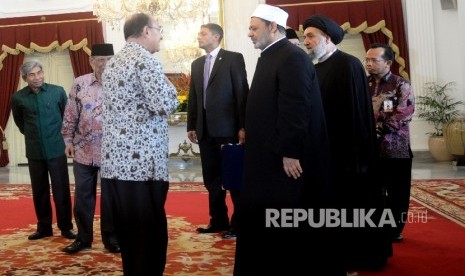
top-left (101, 42), bottom-right (178, 181)
top-left (62, 73), bottom-right (103, 166)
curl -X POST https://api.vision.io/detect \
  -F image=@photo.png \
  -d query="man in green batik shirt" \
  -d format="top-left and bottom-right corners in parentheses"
top-left (11, 60), bottom-right (76, 241)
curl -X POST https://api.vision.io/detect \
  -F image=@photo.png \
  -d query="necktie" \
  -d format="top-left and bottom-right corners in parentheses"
top-left (203, 54), bottom-right (212, 107)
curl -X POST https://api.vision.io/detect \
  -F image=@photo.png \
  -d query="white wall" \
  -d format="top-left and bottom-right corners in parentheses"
top-left (433, 0), bottom-right (462, 90)
top-left (406, 0), bottom-right (465, 150)
top-left (223, 0), bottom-right (263, 85)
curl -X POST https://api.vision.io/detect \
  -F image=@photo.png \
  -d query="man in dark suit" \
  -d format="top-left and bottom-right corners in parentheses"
top-left (187, 23), bottom-right (249, 238)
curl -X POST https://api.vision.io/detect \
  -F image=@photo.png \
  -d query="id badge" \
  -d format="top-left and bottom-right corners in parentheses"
top-left (383, 99), bottom-right (393, 113)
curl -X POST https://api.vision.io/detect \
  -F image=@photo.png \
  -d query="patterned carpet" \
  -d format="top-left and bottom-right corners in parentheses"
top-left (0, 183), bottom-right (235, 276)
top-left (411, 179), bottom-right (465, 226)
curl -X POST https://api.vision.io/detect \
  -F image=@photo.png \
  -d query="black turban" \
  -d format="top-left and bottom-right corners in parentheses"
top-left (91, 43), bottom-right (114, 56)
top-left (286, 28), bottom-right (299, 40)
top-left (303, 15), bottom-right (344, 45)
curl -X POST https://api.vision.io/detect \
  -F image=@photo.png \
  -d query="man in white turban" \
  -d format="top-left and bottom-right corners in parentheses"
top-left (234, 4), bottom-right (342, 276)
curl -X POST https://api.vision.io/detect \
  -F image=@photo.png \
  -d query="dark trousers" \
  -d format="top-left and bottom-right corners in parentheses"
top-left (28, 155), bottom-right (73, 233)
top-left (100, 173), bottom-right (118, 247)
top-left (199, 133), bottom-right (236, 228)
top-left (103, 178), bottom-right (169, 276)
top-left (73, 162), bottom-right (117, 246)
top-left (380, 157), bottom-right (413, 236)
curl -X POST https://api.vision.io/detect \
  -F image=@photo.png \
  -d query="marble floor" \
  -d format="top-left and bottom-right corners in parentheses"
top-left (0, 151), bottom-right (464, 185)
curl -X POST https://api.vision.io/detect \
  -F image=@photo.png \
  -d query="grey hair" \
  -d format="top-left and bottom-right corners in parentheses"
top-left (20, 60), bottom-right (43, 77)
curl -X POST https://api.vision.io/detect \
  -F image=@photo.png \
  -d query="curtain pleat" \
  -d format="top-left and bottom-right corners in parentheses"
top-left (0, 54), bottom-right (24, 167)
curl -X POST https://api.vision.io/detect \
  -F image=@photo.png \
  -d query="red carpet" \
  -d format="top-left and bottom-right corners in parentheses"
top-left (1, 180), bottom-right (465, 275)
top-left (0, 182), bottom-right (217, 235)
top-left (358, 179), bottom-right (465, 276)
top-left (359, 199), bottom-right (465, 276)
top-left (0, 183), bottom-right (235, 275)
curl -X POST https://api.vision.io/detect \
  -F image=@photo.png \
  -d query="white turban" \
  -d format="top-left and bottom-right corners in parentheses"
top-left (251, 4), bottom-right (288, 28)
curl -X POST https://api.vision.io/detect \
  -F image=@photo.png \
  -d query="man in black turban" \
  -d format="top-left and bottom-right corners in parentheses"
top-left (303, 14), bottom-right (344, 45)
top-left (303, 14), bottom-right (393, 272)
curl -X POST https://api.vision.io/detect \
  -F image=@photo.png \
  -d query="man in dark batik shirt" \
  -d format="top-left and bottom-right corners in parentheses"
top-left (11, 60), bottom-right (75, 241)
top-left (366, 43), bottom-right (415, 243)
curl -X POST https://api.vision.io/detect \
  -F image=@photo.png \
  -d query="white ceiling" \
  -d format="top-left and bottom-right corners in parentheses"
top-left (0, 0), bottom-right (93, 18)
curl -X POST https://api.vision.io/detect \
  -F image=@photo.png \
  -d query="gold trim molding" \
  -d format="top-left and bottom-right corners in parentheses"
top-left (0, 39), bottom-right (90, 71)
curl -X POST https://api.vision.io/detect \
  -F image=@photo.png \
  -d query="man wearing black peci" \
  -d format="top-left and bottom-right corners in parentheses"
top-left (61, 43), bottom-right (120, 254)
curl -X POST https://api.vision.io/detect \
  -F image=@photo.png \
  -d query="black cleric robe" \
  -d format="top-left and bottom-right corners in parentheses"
top-left (315, 49), bottom-right (392, 271)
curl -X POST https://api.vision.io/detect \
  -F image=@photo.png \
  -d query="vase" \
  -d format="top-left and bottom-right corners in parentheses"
top-left (177, 111), bottom-right (188, 122)
top-left (444, 115), bottom-right (465, 161)
top-left (428, 136), bottom-right (454, 162)
top-left (168, 112), bottom-right (188, 126)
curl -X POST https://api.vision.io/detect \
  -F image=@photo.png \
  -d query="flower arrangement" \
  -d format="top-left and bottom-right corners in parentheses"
top-left (169, 73), bottom-right (191, 112)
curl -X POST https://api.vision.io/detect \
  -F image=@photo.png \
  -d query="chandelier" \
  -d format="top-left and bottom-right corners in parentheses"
top-left (164, 44), bottom-right (203, 71)
top-left (93, 0), bottom-right (210, 29)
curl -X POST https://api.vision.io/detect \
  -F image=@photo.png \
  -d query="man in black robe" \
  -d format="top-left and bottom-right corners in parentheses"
top-left (234, 5), bottom-right (342, 275)
top-left (303, 15), bottom-right (392, 271)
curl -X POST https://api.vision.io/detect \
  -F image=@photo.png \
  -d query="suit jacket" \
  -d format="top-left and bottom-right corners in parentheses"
top-left (187, 49), bottom-right (249, 141)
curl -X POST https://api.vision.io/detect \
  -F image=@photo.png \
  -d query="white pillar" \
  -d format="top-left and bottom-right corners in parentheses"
top-left (406, 0), bottom-right (437, 150)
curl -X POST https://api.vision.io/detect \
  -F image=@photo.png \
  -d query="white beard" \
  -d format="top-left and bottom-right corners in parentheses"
top-left (308, 38), bottom-right (327, 60)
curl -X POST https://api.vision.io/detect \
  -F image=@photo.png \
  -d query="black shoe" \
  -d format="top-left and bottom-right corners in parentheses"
top-left (221, 230), bottom-right (237, 239)
top-left (28, 231), bottom-right (53, 240)
top-left (197, 224), bottom-right (229, 233)
top-left (62, 240), bottom-right (91, 254)
top-left (61, 230), bottom-right (77, 239)
top-left (392, 233), bottom-right (403, 243)
top-left (105, 243), bottom-right (121, 253)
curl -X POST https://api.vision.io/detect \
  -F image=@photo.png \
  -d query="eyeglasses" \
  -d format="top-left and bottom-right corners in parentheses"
top-left (364, 58), bottom-right (385, 64)
top-left (92, 57), bottom-right (111, 64)
top-left (147, 25), bottom-right (163, 34)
